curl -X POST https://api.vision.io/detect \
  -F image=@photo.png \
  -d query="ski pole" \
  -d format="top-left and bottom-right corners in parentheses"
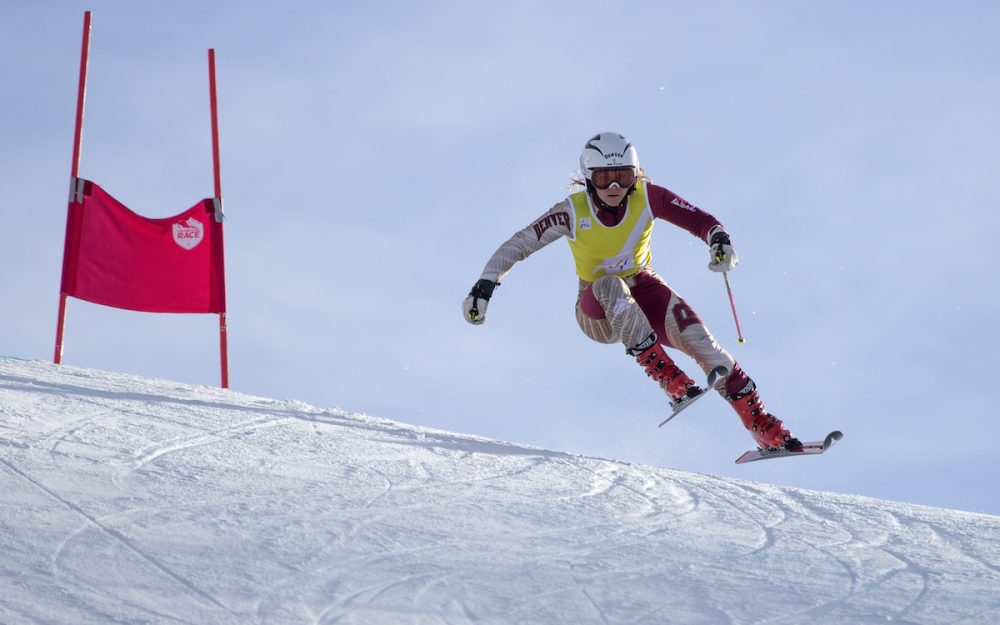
top-left (722, 271), bottom-right (745, 344)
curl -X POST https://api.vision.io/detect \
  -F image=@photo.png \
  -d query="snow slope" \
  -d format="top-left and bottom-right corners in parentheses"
top-left (1, 357), bottom-right (998, 625)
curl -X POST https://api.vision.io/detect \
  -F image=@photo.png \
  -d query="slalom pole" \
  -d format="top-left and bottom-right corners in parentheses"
top-left (208, 49), bottom-right (223, 204)
top-left (69, 11), bottom-right (91, 182)
top-left (208, 48), bottom-right (229, 389)
top-left (722, 271), bottom-right (745, 344)
top-left (55, 10), bottom-right (93, 364)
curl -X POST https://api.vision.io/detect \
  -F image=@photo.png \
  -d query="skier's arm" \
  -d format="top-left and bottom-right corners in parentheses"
top-left (462, 201), bottom-right (573, 325)
top-left (647, 183), bottom-right (722, 241)
top-left (479, 200), bottom-right (573, 282)
top-left (646, 184), bottom-right (738, 272)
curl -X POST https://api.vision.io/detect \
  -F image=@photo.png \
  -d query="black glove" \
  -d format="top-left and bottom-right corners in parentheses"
top-left (462, 279), bottom-right (497, 325)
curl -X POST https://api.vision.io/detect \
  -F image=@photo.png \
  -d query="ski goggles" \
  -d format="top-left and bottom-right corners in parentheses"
top-left (590, 167), bottom-right (637, 190)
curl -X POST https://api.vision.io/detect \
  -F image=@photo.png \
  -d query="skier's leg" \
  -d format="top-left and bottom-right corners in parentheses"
top-left (668, 306), bottom-right (796, 447)
top-left (576, 275), bottom-right (653, 348)
top-left (633, 270), bottom-right (797, 448)
top-left (629, 269), bottom-right (735, 379)
top-left (576, 277), bottom-right (698, 403)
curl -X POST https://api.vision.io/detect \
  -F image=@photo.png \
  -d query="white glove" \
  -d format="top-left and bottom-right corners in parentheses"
top-left (462, 279), bottom-right (497, 325)
top-left (708, 229), bottom-right (738, 273)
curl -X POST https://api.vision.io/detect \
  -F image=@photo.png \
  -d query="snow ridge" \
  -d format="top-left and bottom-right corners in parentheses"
top-left (1, 357), bottom-right (998, 624)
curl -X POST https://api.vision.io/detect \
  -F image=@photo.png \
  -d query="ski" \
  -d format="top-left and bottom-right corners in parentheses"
top-left (658, 367), bottom-right (729, 428)
top-left (735, 430), bottom-right (843, 464)
top-left (657, 386), bottom-right (709, 427)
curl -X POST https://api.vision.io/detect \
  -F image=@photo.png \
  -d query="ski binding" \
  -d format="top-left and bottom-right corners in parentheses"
top-left (658, 366), bottom-right (728, 428)
top-left (735, 430), bottom-right (843, 464)
top-left (658, 386), bottom-right (708, 427)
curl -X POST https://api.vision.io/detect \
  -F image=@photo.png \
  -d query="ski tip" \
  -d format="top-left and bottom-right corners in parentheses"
top-left (822, 430), bottom-right (844, 451)
top-left (706, 366), bottom-right (729, 390)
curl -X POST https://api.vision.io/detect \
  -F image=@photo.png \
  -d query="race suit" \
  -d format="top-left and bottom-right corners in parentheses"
top-left (477, 181), bottom-right (738, 386)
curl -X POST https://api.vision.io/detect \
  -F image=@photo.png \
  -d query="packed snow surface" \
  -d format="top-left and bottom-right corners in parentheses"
top-left (1, 357), bottom-right (998, 624)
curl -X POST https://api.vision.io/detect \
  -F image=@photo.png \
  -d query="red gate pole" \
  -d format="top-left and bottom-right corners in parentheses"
top-left (208, 48), bottom-right (229, 388)
top-left (55, 10), bottom-right (93, 364)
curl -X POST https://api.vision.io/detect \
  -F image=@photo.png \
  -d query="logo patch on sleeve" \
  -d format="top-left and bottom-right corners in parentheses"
top-left (671, 197), bottom-right (697, 212)
top-left (532, 211), bottom-right (571, 240)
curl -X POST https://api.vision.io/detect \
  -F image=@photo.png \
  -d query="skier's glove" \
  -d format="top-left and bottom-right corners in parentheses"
top-left (708, 229), bottom-right (739, 273)
top-left (462, 279), bottom-right (497, 325)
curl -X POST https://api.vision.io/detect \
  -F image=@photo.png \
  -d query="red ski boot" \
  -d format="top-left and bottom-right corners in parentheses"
top-left (628, 335), bottom-right (702, 408)
top-left (724, 368), bottom-right (799, 450)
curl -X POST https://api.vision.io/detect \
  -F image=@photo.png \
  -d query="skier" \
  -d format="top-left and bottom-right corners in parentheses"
top-left (462, 132), bottom-right (799, 451)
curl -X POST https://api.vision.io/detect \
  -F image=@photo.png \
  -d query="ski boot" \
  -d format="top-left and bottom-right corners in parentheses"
top-left (724, 367), bottom-right (800, 450)
top-left (628, 334), bottom-right (703, 410)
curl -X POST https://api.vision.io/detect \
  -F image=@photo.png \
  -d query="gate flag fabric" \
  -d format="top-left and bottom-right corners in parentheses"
top-left (60, 179), bottom-right (226, 314)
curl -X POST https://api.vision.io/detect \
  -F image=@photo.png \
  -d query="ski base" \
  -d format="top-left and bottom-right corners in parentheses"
top-left (735, 430), bottom-right (843, 464)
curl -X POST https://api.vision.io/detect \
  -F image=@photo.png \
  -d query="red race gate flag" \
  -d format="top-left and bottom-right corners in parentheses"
top-left (60, 179), bottom-right (226, 313)
top-left (54, 12), bottom-right (230, 387)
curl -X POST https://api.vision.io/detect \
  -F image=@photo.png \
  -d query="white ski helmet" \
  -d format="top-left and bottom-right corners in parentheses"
top-left (579, 132), bottom-right (639, 181)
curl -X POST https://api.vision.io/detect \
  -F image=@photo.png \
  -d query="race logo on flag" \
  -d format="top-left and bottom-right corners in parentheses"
top-left (172, 217), bottom-right (204, 250)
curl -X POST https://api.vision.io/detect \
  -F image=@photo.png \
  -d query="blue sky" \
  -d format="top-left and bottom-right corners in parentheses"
top-left (3, 1), bottom-right (998, 514)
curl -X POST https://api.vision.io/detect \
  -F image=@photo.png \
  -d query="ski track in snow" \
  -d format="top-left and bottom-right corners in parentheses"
top-left (0, 455), bottom-right (235, 620)
top-left (1, 357), bottom-right (999, 625)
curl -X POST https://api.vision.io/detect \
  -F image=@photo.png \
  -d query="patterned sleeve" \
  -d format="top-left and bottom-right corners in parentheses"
top-left (479, 200), bottom-right (574, 282)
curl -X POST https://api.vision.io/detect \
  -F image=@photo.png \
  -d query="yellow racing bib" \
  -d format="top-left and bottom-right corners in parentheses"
top-left (566, 182), bottom-right (653, 281)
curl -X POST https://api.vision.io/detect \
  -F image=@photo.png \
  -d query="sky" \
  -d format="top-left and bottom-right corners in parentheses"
top-left (2, 1), bottom-right (999, 514)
